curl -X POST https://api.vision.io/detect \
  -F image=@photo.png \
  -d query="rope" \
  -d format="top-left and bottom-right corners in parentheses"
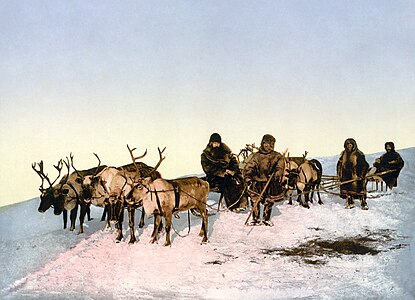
top-left (170, 210), bottom-right (191, 238)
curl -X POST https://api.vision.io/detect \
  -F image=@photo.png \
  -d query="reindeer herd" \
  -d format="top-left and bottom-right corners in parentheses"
top-left (32, 145), bottom-right (210, 246)
top-left (32, 144), bottom-right (323, 246)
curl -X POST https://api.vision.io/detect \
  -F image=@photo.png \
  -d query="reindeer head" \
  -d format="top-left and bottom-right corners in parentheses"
top-left (32, 159), bottom-right (63, 213)
top-left (126, 144), bottom-right (165, 204)
top-left (71, 153), bottom-right (104, 203)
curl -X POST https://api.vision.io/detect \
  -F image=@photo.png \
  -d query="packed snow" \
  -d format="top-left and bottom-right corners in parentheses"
top-left (1, 148), bottom-right (414, 299)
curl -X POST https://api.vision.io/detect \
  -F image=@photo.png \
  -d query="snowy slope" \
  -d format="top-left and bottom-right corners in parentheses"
top-left (1, 148), bottom-right (414, 299)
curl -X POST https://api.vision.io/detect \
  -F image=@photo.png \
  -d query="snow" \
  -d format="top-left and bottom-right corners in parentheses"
top-left (1, 148), bottom-right (414, 299)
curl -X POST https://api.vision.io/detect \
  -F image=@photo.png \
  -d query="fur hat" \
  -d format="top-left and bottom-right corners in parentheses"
top-left (385, 142), bottom-right (395, 151)
top-left (261, 134), bottom-right (276, 146)
top-left (343, 138), bottom-right (357, 151)
top-left (209, 133), bottom-right (222, 143)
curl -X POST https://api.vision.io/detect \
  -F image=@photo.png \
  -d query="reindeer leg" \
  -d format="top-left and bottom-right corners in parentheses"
top-left (138, 207), bottom-right (145, 228)
top-left (200, 208), bottom-right (208, 244)
top-left (288, 194), bottom-right (293, 205)
top-left (309, 186), bottom-right (314, 203)
top-left (158, 219), bottom-right (164, 233)
top-left (101, 205), bottom-right (107, 222)
top-left (63, 210), bottom-right (68, 230)
top-left (150, 214), bottom-right (162, 244)
top-left (78, 203), bottom-right (87, 234)
top-left (303, 187), bottom-right (310, 209)
top-left (296, 188), bottom-right (303, 207)
top-left (87, 203), bottom-right (93, 221)
top-left (115, 203), bottom-right (124, 243)
top-left (128, 205), bottom-right (137, 244)
top-left (164, 212), bottom-right (172, 247)
top-left (69, 206), bottom-right (78, 231)
top-left (317, 184), bottom-right (323, 205)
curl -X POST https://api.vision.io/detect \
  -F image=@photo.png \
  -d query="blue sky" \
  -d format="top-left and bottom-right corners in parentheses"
top-left (1, 1), bottom-right (414, 206)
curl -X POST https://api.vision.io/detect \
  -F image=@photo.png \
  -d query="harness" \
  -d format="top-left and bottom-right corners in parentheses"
top-left (67, 182), bottom-right (80, 201)
top-left (168, 180), bottom-right (181, 212)
top-left (149, 180), bottom-right (181, 216)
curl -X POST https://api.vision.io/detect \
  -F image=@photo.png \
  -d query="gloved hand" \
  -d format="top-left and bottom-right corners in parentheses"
top-left (225, 169), bottom-right (235, 176)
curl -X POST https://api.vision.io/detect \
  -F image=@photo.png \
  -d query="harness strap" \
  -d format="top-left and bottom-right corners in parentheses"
top-left (168, 180), bottom-right (181, 211)
top-left (153, 189), bottom-right (164, 216)
top-left (67, 182), bottom-right (80, 201)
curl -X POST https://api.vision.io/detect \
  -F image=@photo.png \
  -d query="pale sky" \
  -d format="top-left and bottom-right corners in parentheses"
top-left (1, 1), bottom-right (414, 207)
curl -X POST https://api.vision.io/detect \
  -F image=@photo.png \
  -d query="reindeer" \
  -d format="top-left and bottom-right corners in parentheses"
top-left (127, 145), bottom-right (209, 246)
top-left (33, 154), bottom-right (107, 233)
top-left (82, 151), bottom-right (162, 243)
top-left (282, 156), bottom-right (299, 205)
top-left (286, 153), bottom-right (323, 208)
top-left (32, 159), bottom-right (76, 229)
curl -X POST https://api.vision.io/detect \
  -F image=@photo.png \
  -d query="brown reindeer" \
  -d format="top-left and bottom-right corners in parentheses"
top-left (82, 150), bottom-right (162, 243)
top-left (286, 156), bottom-right (323, 209)
top-left (127, 145), bottom-right (209, 246)
top-left (32, 155), bottom-right (105, 232)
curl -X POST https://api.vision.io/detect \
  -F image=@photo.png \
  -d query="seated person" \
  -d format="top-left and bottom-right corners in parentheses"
top-left (201, 133), bottom-right (248, 211)
top-left (373, 142), bottom-right (404, 189)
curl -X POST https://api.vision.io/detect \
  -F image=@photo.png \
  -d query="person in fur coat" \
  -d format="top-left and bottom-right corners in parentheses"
top-left (373, 142), bottom-right (404, 189)
top-left (337, 138), bottom-right (369, 210)
top-left (243, 134), bottom-right (285, 226)
top-left (201, 133), bottom-right (248, 211)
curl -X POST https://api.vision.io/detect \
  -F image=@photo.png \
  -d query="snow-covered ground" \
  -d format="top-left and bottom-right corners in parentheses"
top-left (1, 148), bottom-right (414, 299)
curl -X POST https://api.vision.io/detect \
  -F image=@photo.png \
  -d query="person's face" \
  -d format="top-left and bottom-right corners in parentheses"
top-left (346, 142), bottom-right (353, 151)
top-left (385, 145), bottom-right (392, 152)
top-left (211, 142), bottom-right (220, 148)
top-left (263, 142), bottom-right (275, 152)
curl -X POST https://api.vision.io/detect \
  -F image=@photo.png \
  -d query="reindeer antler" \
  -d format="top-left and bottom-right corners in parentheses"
top-left (127, 144), bottom-right (165, 178)
top-left (61, 157), bottom-right (71, 184)
top-left (32, 161), bottom-right (46, 191)
top-left (92, 153), bottom-right (102, 176)
top-left (70, 153), bottom-right (83, 179)
top-left (50, 159), bottom-right (63, 186)
top-left (151, 147), bottom-right (166, 173)
top-left (32, 159), bottom-right (63, 190)
top-left (127, 144), bottom-right (147, 175)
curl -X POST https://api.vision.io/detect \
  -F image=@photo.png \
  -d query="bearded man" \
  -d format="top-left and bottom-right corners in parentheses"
top-left (201, 133), bottom-right (248, 212)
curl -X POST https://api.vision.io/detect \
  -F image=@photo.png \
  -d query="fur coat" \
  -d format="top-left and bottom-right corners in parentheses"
top-left (337, 138), bottom-right (369, 199)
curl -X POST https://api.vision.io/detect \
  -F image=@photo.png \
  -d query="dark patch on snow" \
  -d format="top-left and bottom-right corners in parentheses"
top-left (261, 229), bottom-right (408, 265)
top-left (308, 227), bottom-right (324, 231)
top-left (205, 260), bottom-right (224, 265)
top-left (205, 252), bottom-right (238, 265)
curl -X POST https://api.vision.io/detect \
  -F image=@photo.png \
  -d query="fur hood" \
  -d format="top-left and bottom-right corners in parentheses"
top-left (201, 142), bottom-right (239, 176)
top-left (202, 142), bottom-right (233, 162)
top-left (385, 142), bottom-right (395, 151)
top-left (343, 138), bottom-right (358, 152)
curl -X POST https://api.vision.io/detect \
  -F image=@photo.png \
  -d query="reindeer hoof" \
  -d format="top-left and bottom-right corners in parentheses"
top-left (201, 239), bottom-right (208, 245)
top-left (163, 241), bottom-right (171, 247)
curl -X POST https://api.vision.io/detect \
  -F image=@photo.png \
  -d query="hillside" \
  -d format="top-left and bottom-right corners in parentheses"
top-left (1, 148), bottom-right (414, 299)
